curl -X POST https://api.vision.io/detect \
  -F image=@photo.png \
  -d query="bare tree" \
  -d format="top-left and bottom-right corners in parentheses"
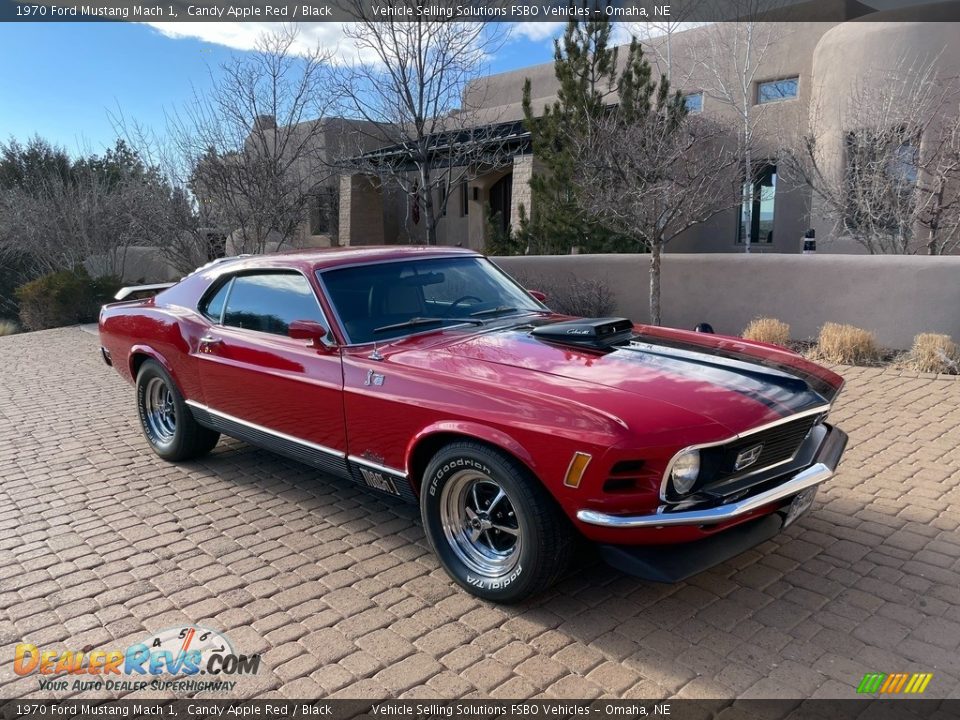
top-left (624, 18), bottom-right (708, 86)
top-left (0, 138), bottom-right (180, 279)
top-left (782, 54), bottom-right (960, 254)
top-left (689, 14), bottom-right (788, 253)
top-left (335, 9), bottom-right (512, 245)
top-left (570, 37), bottom-right (738, 325)
top-left (167, 27), bottom-right (337, 256)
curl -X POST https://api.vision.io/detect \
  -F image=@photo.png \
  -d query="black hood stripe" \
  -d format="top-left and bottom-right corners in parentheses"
top-left (631, 334), bottom-right (841, 402)
top-left (615, 341), bottom-right (828, 417)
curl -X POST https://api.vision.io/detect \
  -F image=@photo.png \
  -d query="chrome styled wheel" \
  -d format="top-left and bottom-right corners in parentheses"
top-left (143, 376), bottom-right (177, 445)
top-left (439, 469), bottom-right (522, 578)
top-left (135, 360), bottom-right (220, 461)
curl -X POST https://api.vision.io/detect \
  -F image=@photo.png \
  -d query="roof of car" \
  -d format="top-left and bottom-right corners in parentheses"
top-left (214, 245), bottom-right (481, 274)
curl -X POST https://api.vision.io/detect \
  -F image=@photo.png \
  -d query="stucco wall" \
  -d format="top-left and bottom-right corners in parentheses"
top-left (494, 253), bottom-right (960, 349)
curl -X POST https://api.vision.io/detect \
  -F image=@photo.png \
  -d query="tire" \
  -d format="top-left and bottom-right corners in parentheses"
top-left (420, 441), bottom-right (573, 603)
top-left (136, 359), bottom-right (220, 461)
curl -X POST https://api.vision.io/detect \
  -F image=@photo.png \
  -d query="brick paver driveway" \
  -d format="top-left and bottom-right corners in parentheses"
top-left (2, 327), bottom-right (960, 700)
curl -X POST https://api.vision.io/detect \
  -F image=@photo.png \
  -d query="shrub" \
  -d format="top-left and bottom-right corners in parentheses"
top-left (15, 268), bottom-right (120, 331)
top-left (816, 322), bottom-right (881, 365)
top-left (0, 319), bottom-right (18, 336)
top-left (742, 317), bottom-right (791, 347)
top-left (910, 333), bottom-right (960, 374)
top-left (509, 270), bottom-right (616, 318)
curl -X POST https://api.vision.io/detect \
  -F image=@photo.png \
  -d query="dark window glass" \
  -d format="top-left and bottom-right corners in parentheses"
top-left (223, 273), bottom-right (326, 336)
top-left (757, 77), bottom-right (798, 104)
top-left (200, 279), bottom-right (232, 322)
top-left (737, 164), bottom-right (777, 245)
top-left (309, 187), bottom-right (337, 235)
top-left (684, 93), bottom-right (703, 113)
top-left (460, 181), bottom-right (469, 217)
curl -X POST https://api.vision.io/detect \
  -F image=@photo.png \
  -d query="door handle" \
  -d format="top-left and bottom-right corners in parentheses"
top-left (199, 335), bottom-right (223, 352)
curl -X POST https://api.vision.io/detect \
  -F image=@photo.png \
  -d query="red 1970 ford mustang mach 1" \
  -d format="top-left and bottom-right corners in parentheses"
top-left (99, 247), bottom-right (847, 602)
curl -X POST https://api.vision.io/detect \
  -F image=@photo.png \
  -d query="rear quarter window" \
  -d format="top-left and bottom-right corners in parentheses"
top-left (200, 279), bottom-right (232, 323)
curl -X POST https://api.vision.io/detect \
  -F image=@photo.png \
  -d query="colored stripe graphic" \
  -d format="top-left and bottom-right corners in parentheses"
top-left (857, 673), bottom-right (886, 693)
top-left (857, 672), bottom-right (932, 694)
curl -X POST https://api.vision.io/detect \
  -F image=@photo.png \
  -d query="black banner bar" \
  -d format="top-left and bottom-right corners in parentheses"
top-left (3, 0), bottom-right (960, 22)
top-left (2, 700), bottom-right (959, 720)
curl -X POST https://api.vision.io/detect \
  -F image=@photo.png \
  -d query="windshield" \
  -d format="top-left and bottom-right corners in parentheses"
top-left (319, 256), bottom-right (545, 344)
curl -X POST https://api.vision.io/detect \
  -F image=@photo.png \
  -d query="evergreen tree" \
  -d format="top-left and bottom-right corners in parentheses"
top-left (517, 19), bottom-right (683, 256)
top-left (517, 18), bottom-right (632, 255)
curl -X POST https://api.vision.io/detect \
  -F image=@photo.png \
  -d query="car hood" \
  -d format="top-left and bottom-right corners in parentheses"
top-left (438, 321), bottom-right (842, 434)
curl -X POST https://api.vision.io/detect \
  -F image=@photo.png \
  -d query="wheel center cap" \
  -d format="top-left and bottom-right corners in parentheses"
top-left (471, 514), bottom-right (493, 532)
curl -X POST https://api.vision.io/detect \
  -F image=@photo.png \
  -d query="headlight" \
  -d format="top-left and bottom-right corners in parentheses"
top-left (670, 449), bottom-right (700, 495)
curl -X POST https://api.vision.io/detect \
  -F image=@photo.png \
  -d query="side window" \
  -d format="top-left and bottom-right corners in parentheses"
top-left (222, 273), bottom-right (327, 337)
top-left (200, 279), bottom-right (232, 323)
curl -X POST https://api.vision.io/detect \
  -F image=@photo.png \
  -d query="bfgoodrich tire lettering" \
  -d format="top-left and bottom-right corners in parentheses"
top-left (421, 441), bottom-right (573, 603)
top-left (136, 360), bottom-right (220, 462)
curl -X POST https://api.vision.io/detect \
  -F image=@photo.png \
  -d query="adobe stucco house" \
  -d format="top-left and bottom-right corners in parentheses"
top-left (295, 8), bottom-right (960, 255)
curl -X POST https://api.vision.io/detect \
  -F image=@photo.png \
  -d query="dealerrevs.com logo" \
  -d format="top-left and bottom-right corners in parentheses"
top-left (14, 626), bottom-right (260, 694)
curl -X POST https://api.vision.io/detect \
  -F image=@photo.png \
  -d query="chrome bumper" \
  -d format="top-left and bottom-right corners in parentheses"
top-left (577, 424), bottom-right (847, 529)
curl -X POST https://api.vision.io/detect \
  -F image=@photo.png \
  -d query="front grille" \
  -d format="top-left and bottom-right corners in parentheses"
top-left (699, 413), bottom-right (821, 490)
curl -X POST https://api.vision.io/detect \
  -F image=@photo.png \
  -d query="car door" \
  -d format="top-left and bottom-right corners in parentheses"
top-left (194, 270), bottom-right (348, 475)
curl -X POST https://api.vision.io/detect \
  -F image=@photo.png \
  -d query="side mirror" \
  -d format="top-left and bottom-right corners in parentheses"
top-left (288, 320), bottom-right (329, 347)
top-left (528, 289), bottom-right (548, 303)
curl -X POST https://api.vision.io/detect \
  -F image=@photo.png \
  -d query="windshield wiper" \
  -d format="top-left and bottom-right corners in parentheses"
top-left (373, 317), bottom-right (485, 334)
top-left (470, 306), bottom-right (521, 318)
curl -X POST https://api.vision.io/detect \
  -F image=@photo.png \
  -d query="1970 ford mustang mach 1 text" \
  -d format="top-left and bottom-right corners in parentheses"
top-left (99, 247), bottom-right (847, 602)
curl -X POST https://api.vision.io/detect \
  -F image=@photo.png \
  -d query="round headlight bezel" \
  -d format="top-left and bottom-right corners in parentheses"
top-left (669, 449), bottom-right (701, 497)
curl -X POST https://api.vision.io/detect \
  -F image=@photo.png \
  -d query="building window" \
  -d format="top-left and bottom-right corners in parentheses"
top-left (439, 185), bottom-right (447, 217)
top-left (489, 173), bottom-right (512, 235)
top-left (737, 164), bottom-right (777, 245)
top-left (683, 92), bottom-right (703, 113)
top-left (309, 187), bottom-right (337, 235)
top-left (757, 77), bottom-right (799, 105)
top-left (844, 127), bottom-right (918, 231)
top-left (460, 181), bottom-right (469, 217)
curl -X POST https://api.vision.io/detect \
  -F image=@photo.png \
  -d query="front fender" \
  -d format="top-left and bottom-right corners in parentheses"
top-left (405, 420), bottom-right (538, 479)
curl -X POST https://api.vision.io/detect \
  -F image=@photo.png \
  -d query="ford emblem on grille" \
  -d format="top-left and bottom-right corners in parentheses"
top-left (734, 444), bottom-right (764, 471)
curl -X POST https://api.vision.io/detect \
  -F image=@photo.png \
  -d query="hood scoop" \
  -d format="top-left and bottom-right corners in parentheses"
top-left (530, 317), bottom-right (634, 349)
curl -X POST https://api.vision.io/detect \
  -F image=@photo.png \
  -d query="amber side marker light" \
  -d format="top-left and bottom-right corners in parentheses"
top-left (564, 452), bottom-right (593, 488)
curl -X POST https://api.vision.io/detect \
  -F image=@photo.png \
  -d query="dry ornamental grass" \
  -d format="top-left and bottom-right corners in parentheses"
top-left (0, 320), bottom-right (19, 337)
top-left (817, 322), bottom-right (882, 365)
top-left (910, 333), bottom-right (960, 374)
top-left (742, 317), bottom-right (791, 347)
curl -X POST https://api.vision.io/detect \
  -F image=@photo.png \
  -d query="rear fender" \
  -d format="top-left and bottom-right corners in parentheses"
top-left (128, 345), bottom-right (183, 393)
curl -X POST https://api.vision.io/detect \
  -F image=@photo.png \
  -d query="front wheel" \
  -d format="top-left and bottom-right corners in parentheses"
top-left (420, 441), bottom-right (573, 603)
top-left (136, 359), bottom-right (220, 461)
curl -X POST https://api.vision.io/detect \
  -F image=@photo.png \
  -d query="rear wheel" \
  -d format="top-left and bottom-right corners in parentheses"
top-left (136, 360), bottom-right (219, 461)
top-left (421, 441), bottom-right (573, 603)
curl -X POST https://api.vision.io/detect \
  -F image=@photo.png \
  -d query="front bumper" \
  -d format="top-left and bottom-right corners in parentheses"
top-left (577, 423), bottom-right (847, 529)
top-left (587, 424), bottom-right (847, 583)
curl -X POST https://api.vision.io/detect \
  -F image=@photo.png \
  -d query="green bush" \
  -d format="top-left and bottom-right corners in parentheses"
top-left (15, 268), bottom-right (120, 331)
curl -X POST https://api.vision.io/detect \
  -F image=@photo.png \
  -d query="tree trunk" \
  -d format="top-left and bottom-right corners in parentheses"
top-left (421, 166), bottom-right (438, 246)
top-left (650, 241), bottom-right (662, 326)
top-left (742, 141), bottom-right (753, 254)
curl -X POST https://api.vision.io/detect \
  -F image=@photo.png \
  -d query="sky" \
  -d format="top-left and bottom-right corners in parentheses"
top-left (0, 21), bottom-right (569, 156)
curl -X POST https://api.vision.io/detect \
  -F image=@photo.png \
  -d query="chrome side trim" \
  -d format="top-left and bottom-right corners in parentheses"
top-left (185, 401), bottom-right (346, 458)
top-left (348, 454), bottom-right (408, 479)
top-left (660, 404), bottom-right (830, 502)
top-left (579, 461), bottom-right (834, 528)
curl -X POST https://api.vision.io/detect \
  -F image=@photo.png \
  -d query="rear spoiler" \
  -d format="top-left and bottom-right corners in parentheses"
top-left (113, 283), bottom-right (176, 301)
